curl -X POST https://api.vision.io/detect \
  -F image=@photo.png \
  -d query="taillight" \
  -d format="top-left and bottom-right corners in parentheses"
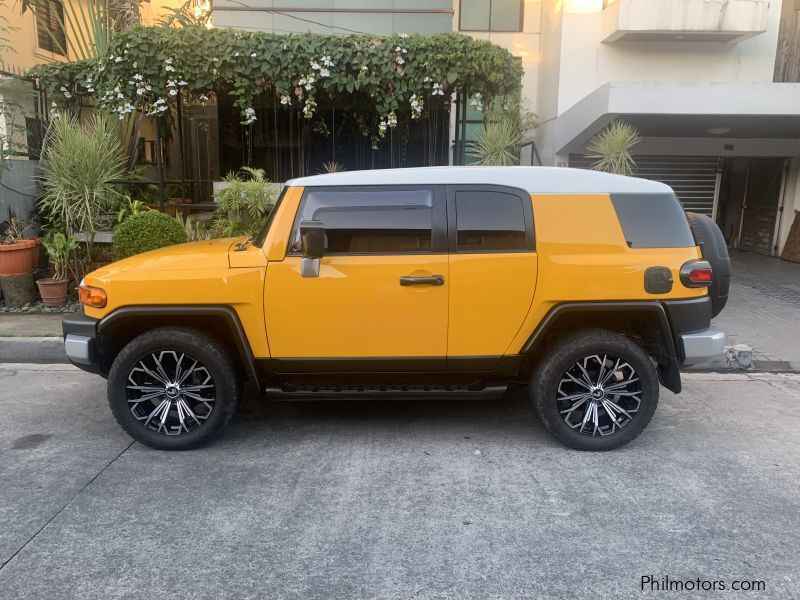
top-left (680, 260), bottom-right (713, 288)
top-left (79, 285), bottom-right (107, 308)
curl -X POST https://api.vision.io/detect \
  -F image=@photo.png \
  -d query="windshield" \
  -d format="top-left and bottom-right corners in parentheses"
top-left (253, 186), bottom-right (288, 248)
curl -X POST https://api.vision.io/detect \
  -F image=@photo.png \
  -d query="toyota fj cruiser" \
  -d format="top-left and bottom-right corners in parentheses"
top-left (63, 167), bottom-right (730, 451)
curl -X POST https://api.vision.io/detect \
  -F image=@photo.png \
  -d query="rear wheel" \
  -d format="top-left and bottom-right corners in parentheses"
top-left (531, 329), bottom-right (659, 451)
top-left (107, 327), bottom-right (242, 450)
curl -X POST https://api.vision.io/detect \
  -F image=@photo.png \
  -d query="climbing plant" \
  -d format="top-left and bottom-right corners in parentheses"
top-left (32, 26), bottom-right (523, 143)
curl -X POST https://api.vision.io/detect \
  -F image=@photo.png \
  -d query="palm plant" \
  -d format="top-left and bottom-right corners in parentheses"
top-left (38, 112), bottom-right (126, 238)
top-left (213, 167), bottom-right (278, 237)
top-left (467, 119), bottom-right (523, 166)
top-left (42, 232), bottom-right (79, 281)
top-left (586, 121), bottom-right (642, 176)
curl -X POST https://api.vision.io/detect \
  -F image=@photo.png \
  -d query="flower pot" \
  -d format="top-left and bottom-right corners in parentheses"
top-left (0, 239), bottom-right (39, 276)
top-left (36, 277), bottom-right (69, 308)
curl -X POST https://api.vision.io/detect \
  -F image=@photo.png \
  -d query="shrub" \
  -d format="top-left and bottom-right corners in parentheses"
top-left (113, 210), bottom-right (188, 259)
top-left (213, 167), bottom-right (278, 237)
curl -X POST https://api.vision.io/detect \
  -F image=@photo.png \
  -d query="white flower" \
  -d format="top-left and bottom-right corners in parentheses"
top-left (399, 32), bottom-right (409, 38)
top-left (60, 85), bottom-right (68, 91)
top-left (164, 57), bottom-right (173, 64)
top-left (125, 43), bottom-right (130, 48)
top-left (409, 93), bottom-right (423, 119)
top-left (178, 80), bottom-right (188, 86)
top-left (321, 55), bottom-right (334, 67)
top-left (234, 52), bottom-right (240, 57)
top-left (250, 52), bottom-right (257, 58)
top-left (86, 87), bottom-right (95, 93)
top-left (241, 106), bottom-right (257, 125)
top-left (165, 65), bottom-right (175, 72)
top-left (115, 56), bottom-right (123, 63)
top-left (305, 83), bottom-right (312, 91)
top-left (423, 76), bottom-right (430, 82)
top-left (395, 46), bottom-right (401, 52)
top-left (169, 88), bottom-right (178, 96)
top-left (310, 61), bottom-right (320, 70)
top-left (396, 56), bottom-right (405, 65)
top-left (199, 94), bottom-right (209, 103)
top-left (361, 65), bottom-right (368, 72)
top-left (63, 91), bottom-right (72, 99)
top-left (280, 94), bottom-right (291, 106)
top-left (387, 111), bottom-right (397, 127)
top-left (319, 68), bottom-right (330, 78)
top-left (132, 73), bottom-right (143, 81)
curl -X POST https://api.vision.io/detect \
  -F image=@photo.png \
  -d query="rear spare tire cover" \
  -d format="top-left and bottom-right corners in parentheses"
top-left (686, 212), bottom-right (731, 318)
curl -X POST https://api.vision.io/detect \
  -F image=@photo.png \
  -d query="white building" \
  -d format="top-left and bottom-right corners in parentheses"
top-left (455, 0), bottom-right (800, 257)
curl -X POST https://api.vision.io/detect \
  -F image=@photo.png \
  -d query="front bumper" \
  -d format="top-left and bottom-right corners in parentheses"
top-left (680, 326), bottom-right (726, 365)
top-left (62, 309), bottom-right (101, 374)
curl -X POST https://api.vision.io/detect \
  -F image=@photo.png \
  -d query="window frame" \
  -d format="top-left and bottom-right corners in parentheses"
top-left (34, 0), bottom-right (67, 57)
top-left (458, 0), bottom-right (524, 33)
top-left (446, 184), bottom-right (535, 254)
top-left (286, 184), bottom-right (448, 257)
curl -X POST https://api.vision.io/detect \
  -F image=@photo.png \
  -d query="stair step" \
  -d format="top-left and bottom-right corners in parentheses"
top-left (263, 382), bottom-right (508, 400)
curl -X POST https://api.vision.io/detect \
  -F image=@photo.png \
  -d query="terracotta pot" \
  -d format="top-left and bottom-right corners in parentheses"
top-left (0, 239), bottom-right (39, 276)
top-left (36, 277), bottom-right (69, 307)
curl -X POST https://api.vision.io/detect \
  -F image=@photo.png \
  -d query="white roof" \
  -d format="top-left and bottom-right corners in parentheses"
top-left (287, 166), bottom-right (673, 195)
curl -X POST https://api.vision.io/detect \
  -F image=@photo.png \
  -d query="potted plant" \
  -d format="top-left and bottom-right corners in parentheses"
top-left (0, 217), bottom-right (39, 276)
top-left (37, 233), bottom-right (78, 307)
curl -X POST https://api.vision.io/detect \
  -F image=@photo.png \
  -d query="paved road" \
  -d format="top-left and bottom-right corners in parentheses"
top-left (0, 365), bottom-right (798, 599)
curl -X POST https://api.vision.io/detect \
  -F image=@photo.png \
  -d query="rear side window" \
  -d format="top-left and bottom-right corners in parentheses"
top-left (455, 190), bottom-right (528, 251)
top-left (291, 188), bottom-right (434, 254)
top-left (611, 193), bottom-right (696, 248)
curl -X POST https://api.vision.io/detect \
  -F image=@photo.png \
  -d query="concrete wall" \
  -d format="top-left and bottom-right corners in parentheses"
top-left (214, 1), bottom-right (455, 35)
top-left (555, 0), bottom-right (783, 114)
top-left (777, 158), bottom-right (800, 254)
top-left (0, 159), bottom-right (40, 222)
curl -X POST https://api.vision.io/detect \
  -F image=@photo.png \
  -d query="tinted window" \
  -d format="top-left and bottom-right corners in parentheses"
top-left (460, 0), bottom-right (523, 32)
top-left (456, 191), bottom-right (527, 251)
top-left (291, 188), bottom-right (433, 254)
top-left (611, 193), bottom-right (696, 248)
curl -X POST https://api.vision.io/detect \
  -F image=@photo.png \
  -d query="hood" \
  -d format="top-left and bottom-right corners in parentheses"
top-left (89, 238), bottom-right (239, 279)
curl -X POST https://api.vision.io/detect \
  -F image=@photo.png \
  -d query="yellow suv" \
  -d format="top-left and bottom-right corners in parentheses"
top-left (63, 167), bottom-right (729, 451)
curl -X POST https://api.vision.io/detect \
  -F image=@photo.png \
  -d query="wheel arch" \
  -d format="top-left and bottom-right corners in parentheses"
top-left (520, 302), bottom-right (682, 394)
top-left (96, 305), bottom-right (260, 386)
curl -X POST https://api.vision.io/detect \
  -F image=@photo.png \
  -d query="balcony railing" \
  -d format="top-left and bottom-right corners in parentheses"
top-left (602, 0), bottom-right (769, 43)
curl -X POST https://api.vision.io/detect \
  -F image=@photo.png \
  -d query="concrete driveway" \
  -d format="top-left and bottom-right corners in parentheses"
top-left (0, 364), bottom-right (798, 599)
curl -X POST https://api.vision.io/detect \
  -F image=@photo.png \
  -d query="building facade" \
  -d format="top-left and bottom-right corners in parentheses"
top-left (212, 0), bottom-right (800, 257)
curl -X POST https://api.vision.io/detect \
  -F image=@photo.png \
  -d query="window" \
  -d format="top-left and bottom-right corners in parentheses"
top-left (460, 0), bottom-right (523, 32)
top-left (455, 190), bottom-right (527, 251)
top-left (610, 194), bottom-right (696, 249)
top-left (291, 188), bottom-right (435, 254)
top-left (35, 0), bottom-right (67, 56)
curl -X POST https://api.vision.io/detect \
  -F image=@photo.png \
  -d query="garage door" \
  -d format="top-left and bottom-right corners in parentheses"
top-left (569, 155), bottom-right (719, 216)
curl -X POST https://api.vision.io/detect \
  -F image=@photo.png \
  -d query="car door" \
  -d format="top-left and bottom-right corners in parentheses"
top-left (446, 185), bottom-right (538, 370)
top-left (264, 185), bottom-right (449, 372)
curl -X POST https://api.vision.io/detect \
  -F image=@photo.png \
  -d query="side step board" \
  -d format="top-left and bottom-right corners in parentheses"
top-left (263, 382), bottom-right (509, 400)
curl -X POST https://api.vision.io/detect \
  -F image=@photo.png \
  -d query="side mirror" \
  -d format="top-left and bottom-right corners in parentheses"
top-left (300, 220), bottom-right (325, 259)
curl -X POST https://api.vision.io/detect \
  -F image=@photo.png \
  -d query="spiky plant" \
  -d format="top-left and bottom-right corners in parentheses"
top-left (467, 119), bottom-right (523, 166)
top-left (586, 121), bottom-right (642, 176)
top-left (38, 112), bottom-right (126, 237)
top-left (213, 167), bottom-right (278, 237)
top-left (320, 161), bottom-right (345, 173)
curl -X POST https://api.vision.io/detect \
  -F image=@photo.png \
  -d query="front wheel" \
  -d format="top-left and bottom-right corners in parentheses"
top-left (531, 329), bottom-right (659, 451)
top-left (107, 327), bottom-right (242, 450)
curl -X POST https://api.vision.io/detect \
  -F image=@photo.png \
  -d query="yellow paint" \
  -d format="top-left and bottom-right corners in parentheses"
top-left (84, 187), bottom-right (707, 365)
top-left (264, 255), bottom-right (448, 358)
top-left (505, 194), bottom-right (705, 353)
top-left (448, 252), bottom-right (538, 357)
top-left (83, 239), bottom-right (270, 357)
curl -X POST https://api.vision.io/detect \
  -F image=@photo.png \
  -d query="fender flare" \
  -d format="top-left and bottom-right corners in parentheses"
top-left (97, 305), bottom-right (261, 386)
top-left (520, 301), bottom-right (682, 394)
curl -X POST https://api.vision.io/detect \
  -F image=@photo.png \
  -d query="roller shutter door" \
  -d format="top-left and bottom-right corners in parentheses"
top-left (569, 155), bottom-right (719, 216)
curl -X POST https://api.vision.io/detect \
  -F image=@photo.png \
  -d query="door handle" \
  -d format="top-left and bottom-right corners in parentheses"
top-left (399, 275), bottom-right (445, 286)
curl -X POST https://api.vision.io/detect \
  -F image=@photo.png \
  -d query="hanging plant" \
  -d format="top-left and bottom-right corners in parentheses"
top-left (32, 27), bottom-right (524, 139)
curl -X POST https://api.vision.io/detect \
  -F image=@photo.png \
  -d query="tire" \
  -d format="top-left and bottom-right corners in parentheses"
top-left (531, 329), bottom-right (659, 451)
top-left (686, 212), bottom-right (731, 318)
top-left (107, 327), bottom-right (242, 450)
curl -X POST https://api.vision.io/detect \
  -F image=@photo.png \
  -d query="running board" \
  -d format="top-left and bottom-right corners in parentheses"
top-left (263, 382), bottom-right (508, 400)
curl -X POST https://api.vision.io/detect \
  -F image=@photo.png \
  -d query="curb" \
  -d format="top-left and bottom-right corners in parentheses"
top-left (0, 337), bottom-right (67, 364)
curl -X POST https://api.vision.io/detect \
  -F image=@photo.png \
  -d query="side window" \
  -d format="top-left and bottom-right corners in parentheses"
top-left (290, 188), bottom-right (434, 254)
top-left (455, 190), bottom-right (528, 252)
